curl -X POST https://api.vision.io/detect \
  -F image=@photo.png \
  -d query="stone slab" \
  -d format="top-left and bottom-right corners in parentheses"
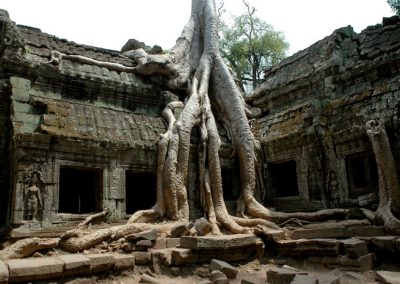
top-left (371, 236), bottom-right (398, 252)
top-left (375, 270), bottom-right (400, 284)
top-left (308, 253), bottom-right (373, 272)
top-left (267, 268), bottom-right (307, 284)
top-left (290, 227), bottom-right (344, 240)
top-left (6, 257), bottom-right (64, 282)
top-left (180, 234), bottom-right (258, 250)
top-left (340, 238), bottom-right (368, 258)
top-left (0, 261), bottom-right (9, 284)
top-left (113, 254), bottom-right (135, 270)
top-left (57, 254), bottom-right (91, 276)
top-left (132, 251), bottom-right (151, 265)
top-left (209, 259), bottom-right (238, 279)
top-left (275, 239), bottom-right (340, 256)
top-left (85, 253), bottom-right (115, 273)
top-left (290, 274), bottom-right (318, 284)
top-left (166, 238), bottom-right (180, 248)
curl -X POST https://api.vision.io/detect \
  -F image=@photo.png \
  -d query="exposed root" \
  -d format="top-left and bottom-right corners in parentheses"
top-left (78, 208), bottom-right (109, 228)
top-left (0, 237), bottom-right (59, 260)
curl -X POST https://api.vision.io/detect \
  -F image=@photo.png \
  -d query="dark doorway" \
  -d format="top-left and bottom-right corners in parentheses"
top-left (125, 171), bottom-right (156, 214)
top-left (268, 160), bottom-right (299, 197)
top-left (222, 168), bottom-right (240, 201)
top-left (59, 167), bottom-right (102, 214)
top-left (346, 152), bottom-right (378, 199)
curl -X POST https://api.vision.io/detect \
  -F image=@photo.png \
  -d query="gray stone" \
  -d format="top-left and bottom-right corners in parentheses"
top-left (166, 238), bottom-right (180, 248)
top-left (275, 238), bottom-right (340, 256)
top-left (57, 254), bottom-right (91, 276)
top-left (170, 223), bottom-right (189, 237)
top-left (0, 260), bottom-right (9, 284)
top-left (133, 251), bottom-right (151, 265)
top-left (85, 254), bottom-right (115, 273)
top-left (375, 270), bottom-right (400, 284)
top-left (210, 270), bottom-right (229, 284)
top-left (209, 259), bottom-right (238, 279)
top-left (308, 253), bottom-right (373, 272)
top-left (170, 248), bottom-right (198, 265)
top-left (135, 239), bottom-right (153, 250)
top-left (154, 238), bottom-right (166, 249)
top-left (180, 234), bottom-right (259, 250)
top-left (6, 257), bottom-right (64, 282)
top-left (341, 238), bottom-right (368, 258)
top-left (267, 268), bottom-right (306, 284)
top-left (126, 229), bottom-right (157, 241)
top-left (290, 274), bottom-right (318, 284)
top-left (317, 274), bottom-right (340, 284)
top-left (371, 236), bottom-right (398, 252)
top-left (194, 217), bottom-right (213, 236)
top-left (113, 254), bottom-right (135, 270)
top-left (290, 227), bottom-right (344, 240)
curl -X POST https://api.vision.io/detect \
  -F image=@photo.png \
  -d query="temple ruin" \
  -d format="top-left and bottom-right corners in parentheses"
top-left (1, 2), bottom-right (400, 283)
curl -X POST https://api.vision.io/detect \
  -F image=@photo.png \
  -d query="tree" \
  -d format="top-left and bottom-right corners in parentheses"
top-left (388, 0), bottom-right (400, 15)
top-left (219, 1), bottom-right (288, 94)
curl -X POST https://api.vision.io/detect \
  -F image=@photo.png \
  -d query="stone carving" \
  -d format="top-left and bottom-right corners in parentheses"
top-left (24, 171), bottom-right (43, 221)
top-left (327, 171), bottom-right (339, 207)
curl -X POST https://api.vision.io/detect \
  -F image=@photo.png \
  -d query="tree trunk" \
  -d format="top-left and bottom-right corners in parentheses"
top-left (366, 119), bottom-right (400, 234)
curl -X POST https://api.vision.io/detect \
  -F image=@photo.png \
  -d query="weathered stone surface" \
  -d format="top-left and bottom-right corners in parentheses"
top-left (341, 238), bottom-right (368, 258)
top-left (0, 260), bottom-right (9, 284)
top-left (209, 259), bottom-right (238, 279)
top-left (180, 234), bottom-right (259, 250)
top-left (375, 270), bottom-right (400, 284)
top-left (371, 236), bottom-right (398, 252)
top-left (126, 229), bottom-right (157, 241)
top-left (275, 239), bottom-right (340, 256)
top-left (113, 254), bottom-right (135, 270)
top-left (194, 218), bottom-right (213, 236)
top-left (290, 274), bottom-right (318, 284)
top-left (85, 254), bottom-right (115, 273)
top-left (135, 239), bottom-right (153, 250)
top-left (210, 270), bottom-right (229, 284)
top-left (133, 251), bottom-right (151, 265)
top-left (170, 224), bottom-right (189, 238)
top-left (57, 254), bottom-right (91, 276)
top-left (290, 227), bottom-right (344, 240)
top-left (267, 268), bottom-right (306, 284)
top-left (308, 253), bottom-right (373, 272)
top-left (154, 238), bottom-right (167, 249)
top-left (170, 248), bottom-right (198, 265)
top-left (317, 274), bottom-right (340, 284)
top-left (6, 257), bottom-right (64, 282)
top-left (166, 238), bottom-right (180, 248)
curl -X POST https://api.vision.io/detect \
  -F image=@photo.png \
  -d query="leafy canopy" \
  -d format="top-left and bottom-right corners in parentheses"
top-left (388, 0), bottom-right (400, 15)
top-left (219, 0), bottom-right (288, 94)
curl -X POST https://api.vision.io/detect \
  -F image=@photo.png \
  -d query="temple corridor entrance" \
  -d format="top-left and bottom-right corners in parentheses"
top-left (125, 171), bottom-right (156, 214)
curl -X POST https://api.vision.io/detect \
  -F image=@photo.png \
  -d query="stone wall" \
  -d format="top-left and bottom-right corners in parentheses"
top-left (251, 15), bottom-right (400, 211)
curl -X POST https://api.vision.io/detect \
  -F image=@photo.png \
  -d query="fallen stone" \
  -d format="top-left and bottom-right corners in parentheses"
top-left (308, 253), bottom-right (373, 272)
top-left (290, 274), bottom-right (318, 284)
top-left (126, 229), bottom-right (158, 241)
top-left (375, 270), bottom-right (400, 284)
top-left (0, 260), bottom-right (9, 284)
top-left (170, 223), bottom-right (189, 237)
top-left (113, 254), bottom-right (135, 270)
top-left (209, 259), bottom-right (238, 279)
top-left (85, 254), bottom-right (115, 273)
top-left (180, 234), bottom-right (259, 250)
top-left (136, 239), bottom-right (153, 250)
top-left (133, 251), bottom-right (151, 265)
top-left (267, 267), bottom-right (306, 284)
top-left (6, 257), bottom-right (64, 282)
top-left (211, 270), bottom-right (229, 284)
top-left (170, 248), bottom-right (198, 265)
top-left (57, 254), bottom-right (91, 276)
top-left (341, 238), bottom-right (368, 258)
top-left (195, 266), bottom-right (210, 278)
top-left (194, 218), bottom-right (213, 236)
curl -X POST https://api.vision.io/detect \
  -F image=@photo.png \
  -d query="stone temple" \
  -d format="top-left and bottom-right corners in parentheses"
top-left (1, 7), bottom-right (400, 283)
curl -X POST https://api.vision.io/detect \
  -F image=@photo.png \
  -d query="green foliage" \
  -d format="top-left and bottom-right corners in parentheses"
top-left (219, 1), bottom-right (288, 94)
top-left (388, 0), bottom-right (400, 15)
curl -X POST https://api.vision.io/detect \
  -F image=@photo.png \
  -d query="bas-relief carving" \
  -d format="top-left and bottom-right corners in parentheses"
top-left (23, 170), bottom-right (44, 221)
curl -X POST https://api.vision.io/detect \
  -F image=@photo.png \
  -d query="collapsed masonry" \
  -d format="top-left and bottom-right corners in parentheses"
top-left (0, 10), bottom-right (399, 233)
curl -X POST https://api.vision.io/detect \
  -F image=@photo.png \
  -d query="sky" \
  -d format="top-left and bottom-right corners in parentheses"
top-left (0, 0), bottom-right (395, 56)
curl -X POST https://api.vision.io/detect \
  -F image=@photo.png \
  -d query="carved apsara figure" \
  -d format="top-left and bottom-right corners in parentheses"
top-left (24, 173), bottom-right (42, 221)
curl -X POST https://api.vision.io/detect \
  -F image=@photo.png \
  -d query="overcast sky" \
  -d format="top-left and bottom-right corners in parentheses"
top-left (1, 0), bottom-right (394, 56)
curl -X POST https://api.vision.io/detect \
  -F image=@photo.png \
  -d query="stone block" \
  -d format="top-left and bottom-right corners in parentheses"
top-left (166, 238), bottom-right (180, 248)
top-left (0, 260), bottom-right (9, 284)
top-left (6, 257), bottom-right (64, 282)
top-left (211, 270), bottom-right (229, 284)
top-left (133, 251), bottom-right (151, 265)
top-left (371, 236), bottom-right (398, 252)
top-left (126, 229), bottom-right (157, 241)
top-left (375, 270), bottom-right (400, 284)
top-left (154, 238), bottom-right (166, 249)
top-left (267, 267), bottom-right (306, 284)
top-left (113, 254), bottom-right (135, 270)
top-left (308, 253), bottom-right (373, 272)
top-left (57, 254), bottom-right (90, 276)
top-left (209, 259), bottom-right (238, 279)
top-left (170, 248), bottom-right (198, 265)
top-left (317, 274), bottom-right (340, 284)
top-left (180, 234), bottom-right (258, 250)
top-left (290, 274), bottom-right (318, 284)
top-left (290, 227), bottom-right (344, 239)
top-left (10, 77), bottom-right (31, 91)
top-left (170, 223), bottom-right (189, 237)
top-left (344, 226), bottom-right (385, 237)
top-left (341, 238), bottom-right (369, 258)
top-left (275, 239), bottom-right (340, 256)
top-left (135, 239), bottom-right (153, 250)
top-left (194, 218), bottom-right (212, 236)
top-left (85, 254), bottom-right (115, 273)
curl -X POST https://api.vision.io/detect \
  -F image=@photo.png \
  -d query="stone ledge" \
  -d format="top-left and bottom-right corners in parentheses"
top-left (180, 234), bottom-right (259, 250)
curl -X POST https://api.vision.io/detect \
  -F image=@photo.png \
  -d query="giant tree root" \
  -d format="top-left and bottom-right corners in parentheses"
top-left (0, 237), bottom-right (59, 260)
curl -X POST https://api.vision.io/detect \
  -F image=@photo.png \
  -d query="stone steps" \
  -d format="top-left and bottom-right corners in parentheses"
top-left (0, 252), bottom-right (135, 283)
top-left (289, 225), bottom-right (385, 240)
